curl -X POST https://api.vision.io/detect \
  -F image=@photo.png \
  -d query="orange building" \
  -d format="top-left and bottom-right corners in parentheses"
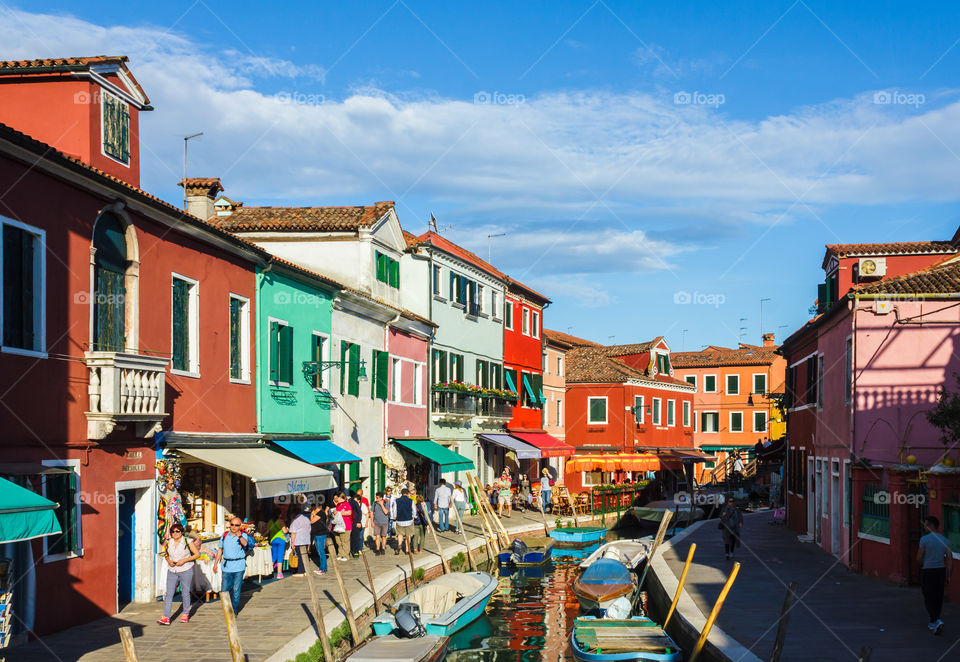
top-left (671, 334), bottom-right (785, 481)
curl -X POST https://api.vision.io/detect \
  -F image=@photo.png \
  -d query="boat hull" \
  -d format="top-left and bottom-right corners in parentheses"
top-left (572, 581), bottom-right (637, 612)
top-left (345, 634), bottom-right (449, 662)
top-left (371, 572), bottom-right (498, 637)
top-left (550, 527), bottom-right (607, 543)
top-left (571, 617), bottom-right (681, 662)
top-left (498, 541), bottom-right (554, 566)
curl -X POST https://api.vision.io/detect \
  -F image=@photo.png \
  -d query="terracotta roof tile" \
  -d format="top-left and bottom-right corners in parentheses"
top-left (671, 345), bottom-right (780, 368)
top-left (852, 258), bottom-right (960, 295)
top-left (411, 231), bottom-right (506, 279)
top-left (0, 55), bottom-right (150, 105)
top-left (567, 341), bottom-right (693, 387)
top-left (215, 202), bottom-right (395, 233)
top-left (543, 329), bottom-right (600, 347)
top-left (506, 277), bottom-right (551, 306)
top-left (605, 337), bottom-right (663, 356)
top-left (822, 241), bottom-right (956, 268)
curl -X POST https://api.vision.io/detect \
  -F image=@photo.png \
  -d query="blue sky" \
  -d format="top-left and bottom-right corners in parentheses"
top-left (4, 1), bottom-right (960, 351)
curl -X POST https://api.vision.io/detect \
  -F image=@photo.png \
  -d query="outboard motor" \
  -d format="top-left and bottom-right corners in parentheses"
top-left (509, 538), bottom-right (528, 565)
top-left (394, 602), bottom-right (426, 638)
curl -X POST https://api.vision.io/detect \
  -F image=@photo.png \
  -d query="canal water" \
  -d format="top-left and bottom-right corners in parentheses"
top-left (446, 526), bottom-right (648, 661)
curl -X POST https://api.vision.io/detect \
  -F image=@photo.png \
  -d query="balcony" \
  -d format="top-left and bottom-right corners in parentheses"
top-left (477, 395), bottom-right (514, 421)
top-left (84, 351), bottom-right (170, 439)
top-left (431, 390), bottom-right (478, 423)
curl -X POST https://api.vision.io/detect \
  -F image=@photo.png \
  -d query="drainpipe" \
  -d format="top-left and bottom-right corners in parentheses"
top-left (848, 294), bottom-right (858, 564)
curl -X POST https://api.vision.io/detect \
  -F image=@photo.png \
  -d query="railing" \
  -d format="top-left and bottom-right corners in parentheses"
top-left (466, 302), bottom-right (481, 317)
top-left (589, 485), bottom-right (647, 525)
top-left (431, 390), bottom-right (478, 420)
top-left (84, 351), bottom-right (170, 439)
top-left (477, 395), bottom-right (514, 419)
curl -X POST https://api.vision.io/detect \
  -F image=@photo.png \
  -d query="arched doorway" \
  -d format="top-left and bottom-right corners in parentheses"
top-left (92, 212), bottom-right (126, 351)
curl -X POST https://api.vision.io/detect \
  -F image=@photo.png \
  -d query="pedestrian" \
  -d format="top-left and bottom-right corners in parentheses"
top-left (498, 470), bottom-right (512, 518)
top-left (395, 487), bottom-right (415, 555)
top-left (356, 487), bottom-right (371, 550)
top-left (213, 517), bottom-right (253, 614)
top-left (288, 505), bottom-right (312, 578)
top-left (719, 497), bottom-right (743, 560)
top-left (487, 484), bottom-right (498, 509)
top-left (348, 490), bottom-right (363, 557)
top-left (158, 523), bottom-right (199, 625)
top-left (413, 492), bottom-right (427, 553)
top-left (540, 468), bottom-right (553, 514)
top-left (334, 492), bottom-right (352, 561)
top-left (385, 486), bottom-right (396, 536)
top-left (309, 503), bottom-right (327, 575)
top-left (519, 473), bottom-right (531, 510)
top-left (452, 480), bottom-right (468, 533)
top-left (918, 515), bottom-right (953, 635)
top-left (373, 492), bottom-right (390, 555)
top-left (268, 516), bottom-right (289, 579)
top-left (434, 478), bottom-right (452, 532)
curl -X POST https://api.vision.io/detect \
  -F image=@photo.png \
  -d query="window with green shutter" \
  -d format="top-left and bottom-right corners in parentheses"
top-left (45, 470), bottom-right (80, 556)
top-left (726, 374), bottom-right (739, 395)
top-left (92, 214), bottom-right (127, 352)
top-left (588, 397), bottom-right (607, 424)
top-left (491, 363), bottom-right (502, 389)
top-left (278, 323), bottom-right (293, 385)
top-left (102, 92), bottom-right (130, 164)
top-left (269, 321), bottom-right (280, 382)
top-left (341, 342), bottom-right (361, 396)
top-left (375, 252), bottom-right (400, 288)
top-left (3, 222), bottom-right (42, 352)
top-left (476, 359), bottom-right (488, 387)
top-left (704, 375), bottom-right (717, 392)
top-left (171, 278), bottom-right (191, 371)
top-left (229, 297), bottom-right (243, 380)
top-left (432, 349), bottom-right (448, 384)
top-left (730, 411), bottom-right (743, 433)
top-left (389, 259), bottom-right (400, 288)
top-left (371, 349), bottom-right (389, 399)
top-left (504, 368), bottom-right (518, 395)
top-left (448, 353), bottom-right (464, 382)
top-left (311, 334), bottom-right (325, 389)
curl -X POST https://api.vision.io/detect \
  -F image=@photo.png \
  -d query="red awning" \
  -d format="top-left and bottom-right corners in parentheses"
top-left (567, 453), bottom-right (661, 472)
top-left (510, 432), bottom-right (575, 458)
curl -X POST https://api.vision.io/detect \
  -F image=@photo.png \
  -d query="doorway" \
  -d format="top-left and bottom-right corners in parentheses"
top-left (807, 457), bottom-right (815, 537)
top-left (116, 481), bottom-right (154, 611)
top-left (117, 488), bottom-right (136, 608)
top-left (831, 459), bottom-right (840, 555)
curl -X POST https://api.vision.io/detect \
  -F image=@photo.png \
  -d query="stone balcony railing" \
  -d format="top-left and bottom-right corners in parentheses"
top-left (431, 390), bottom-right (478, 423)
top-left (84, 351), bottom-right (170, 439)
top-left (476, 395), bottom-right (515, 421)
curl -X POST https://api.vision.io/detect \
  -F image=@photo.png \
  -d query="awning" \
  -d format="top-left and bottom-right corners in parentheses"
top-left (392, 439), bottom-right (474, 473)
top-left (0, 477), bottom-right (62, 544)
top-left (510, 432), bottom-right (575, 458)
top-left (270, 439), bottom-right (361, 465)
top-left (566, 453), bottom-right (661, 472)
top-left (504, 371), bottom-right (517, 393)
top-left (477, 434), bottom-right (541, 460)
top-left (521, 374), bottom-right (537, 402)
top-left (0, 463), bottom-right (73, 476)
top-left (178, 447), bottom-right (337, 498)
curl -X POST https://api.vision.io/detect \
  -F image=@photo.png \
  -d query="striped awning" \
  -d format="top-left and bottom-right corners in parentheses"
top-left (567, 453), bottom-right (661, 472)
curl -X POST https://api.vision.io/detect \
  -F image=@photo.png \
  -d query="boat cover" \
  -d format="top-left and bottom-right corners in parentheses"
top-left (580, 558), bottom-right (632, 584)
top-left (414, 572), bottom-right (485, 615)
top-left (347, 635), bottom-right (447, 662)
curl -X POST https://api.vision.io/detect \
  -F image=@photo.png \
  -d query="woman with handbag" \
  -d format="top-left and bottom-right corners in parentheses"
top-left (719, 497), bottom-right (744, 560)
top-left (334, 492), bottom-right (352, 561)
top-left (268, 516), bottom-right (289, 579)
top-left (288, 505), bottom-right (312, 577)
top-left (309, 503), bottom-right (327, 575)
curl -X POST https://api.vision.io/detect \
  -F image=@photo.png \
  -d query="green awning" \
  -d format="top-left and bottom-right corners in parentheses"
top-left (539, 387), bottom-right (546, 404)
top-left (0, 477), bottom-right (62, 544)
top-left (522, 374), bottom-right (537, 402)
top-left (504, 371), bottom-right (517, 394)
top-left (392, 439), bottom-right (474, 473)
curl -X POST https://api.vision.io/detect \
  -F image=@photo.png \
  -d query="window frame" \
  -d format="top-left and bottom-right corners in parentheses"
top-left (413, 363), bottom-right (424, 406)
top-left (100, 89), bottom-right (131, 166)
top-left (521, 307), bottom-right (530, 336)
top-left (752, 372), bottom-right (767, 395)
top-left (532, 310), bottom-right (540, 338)
top-left (504, 298), bottom-right (514, 330)
top-left (701, 410), bottom-right (719, 433)
top-left (817, 354), bottom-right (825, 411)
top-left (753, 410), bottom-right (768, 433)
top-left (228, 293), bottom-right (251, 384)
top-left (587, 396), bottom-right (608, 424)
top-left (491, 290), bottom-right (500, 320)
top-left (432, 265), bottom-right (442, 296)
top-left (725, 374), bottom-right (739, 396)
top-left (633, 395), bottom-right (644, 424)
top-left (682, 400), bottom-right (691, 427)
top-left (557, 355), bottom-right (563, 377)
top-left (651, 397), bottom-right (662, 426)
top-left (391, 356), bottom-right (403, 402)
top-left (703, 374), bottom-right (717, 393)
top-left (845, 336), bottom-right (853, 406)
top-left (0, 216), bottom-right (47, 357)
top-left (170, 272), bottom-right (200, 377)
top-left (268, 316), bottom-right (292, 387)
top-left (667, 399), bottom-right (676, 427)
top-left (729, 410), bottom-right (744, 433)
top-left (309, 330), bottom-right (330, 391)
top-left (556, 398), bottom-right (563, 427)
top-left (41, 459), bottom-right (83, 562)
top-left (685, 374), bottom-right (696, 390)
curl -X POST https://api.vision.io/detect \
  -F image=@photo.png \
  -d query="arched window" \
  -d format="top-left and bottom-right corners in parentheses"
top-left (92, 212), bottom-right (126, 351)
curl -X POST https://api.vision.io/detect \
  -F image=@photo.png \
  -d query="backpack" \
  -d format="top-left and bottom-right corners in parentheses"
top-left (222, 530), bottom-right (255, 558)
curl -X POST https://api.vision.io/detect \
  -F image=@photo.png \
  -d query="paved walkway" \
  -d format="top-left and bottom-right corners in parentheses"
top-left (7, 508), bottom-right (557, 662)
top-left (662, 511), bottom-right (960, 662)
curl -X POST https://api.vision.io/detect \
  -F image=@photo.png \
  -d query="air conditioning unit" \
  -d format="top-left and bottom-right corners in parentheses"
top-left (858, 257), bottom-right (886, 279)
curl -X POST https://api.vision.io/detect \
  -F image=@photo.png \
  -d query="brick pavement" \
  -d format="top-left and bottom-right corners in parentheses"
top-left (5, 508), bottom-right (559, 662)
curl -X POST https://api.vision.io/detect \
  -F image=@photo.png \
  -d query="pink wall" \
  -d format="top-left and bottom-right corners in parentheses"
top-left (387, 327), bottom-right (428, 439)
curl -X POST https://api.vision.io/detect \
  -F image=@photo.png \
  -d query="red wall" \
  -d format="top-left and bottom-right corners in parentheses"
top-left (504, 295), bottom-right (544, 430)
top-left (832, 254), bottom-right (953, 301)
top-left (0, 74), bottom-right (143, 187)
top-left (784, 332), bottom-right (819, 535)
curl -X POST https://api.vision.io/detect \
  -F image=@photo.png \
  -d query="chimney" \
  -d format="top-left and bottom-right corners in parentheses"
top-left (179, 178), bottom-right (223, 221)
top-left (762, 333), bottom-right (775, 347)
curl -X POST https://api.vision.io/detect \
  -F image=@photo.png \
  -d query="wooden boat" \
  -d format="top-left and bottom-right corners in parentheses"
top-left (572, 558), bottom-right (638, 612)
top-left (498, 536), bottom-right (555, 566)
top-left (629, 500), bottom-right (704, 525)
top-left (579, 540), bottom-right (651, 571)
top-left (570, 616), bottom-right (682, 661)
top-left (371, 572), bottom-right (498, 637)
top-left (550, 526), bottom-right (607, 544)
top-left (552, 541), bottom-right (602, 563)
top-left (344, 634), bottom-right (449, 662)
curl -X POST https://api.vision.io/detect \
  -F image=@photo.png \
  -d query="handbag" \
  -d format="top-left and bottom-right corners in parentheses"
top-left (288, 552), bottom-right (298, 569)
top-left (333, 511), bottom-right (346, 533)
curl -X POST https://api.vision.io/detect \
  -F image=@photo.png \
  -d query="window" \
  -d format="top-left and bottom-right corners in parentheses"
top-left (845, 338), bottom-right (853, 405)
top-left (701, 411), bottom-right (719, 433)
top-left (310, 332), bottom-right (327, 389)
top-left (432, 349), bottom-right (448, 384)
top-left (413, 364), bottom-right (424, 405)
top-left (726, 374), bottom-right (739, 395)
top-left (804, 355), bottom-right (818, 405)
top-left (371, 349), bottom-right (389, 399)
top-left (532, 310), bottom-right (540, 338)
top-left (490, 363), bottom-right (502, 389)
top-left (682, 401), bottom-right (691, 426)
top-left (43, 461), bottom-right (82, 558)
top-left (505, 367), bottom-right (518, 395)
top-left (542, 399), bottom-right (548, 427)
top-left (269, 319), bottom-right (293, 386)
top-left (432, 265), bottom-right (441, 296)
top-left (685, 375), bottom-right (696, 389)
top-left (557, 356), bottom-right (563, 376)
top-left (753, 411), bottom-right (767, 433)
top-left (588, 397), bottom-right (608, 424)
top-left (730, 411), bottom-right (743, 433)
top-left (652, 397), bottom-right (661, 425)
top-left (491, 291), bottom-right (500, 319)
top-left (229, 295), bottom-right (250, 382)
top-left (477, 284), bottom-right (486, 314)
top-left (704, 375), bottom-right (717, 393)
top-left (667, 400), bottom-right (675, 426)
top-left (375, 251), bottom-right (400, 288)
top-left (633, 395), bottom-right (644, 424)
top-left (817, 355), bottom-right (825, 410)
top-left (476, 359), bottom-right (489, 388)
top-left (656, 354), bottom-right (670, 374)
top-left (171, 275), bottom-right (199, 374)
top-left (557, 398), bottom-right (563, 427)
top-left (91, 213), bottom-right (125, 352)
top-left (2, 218), bottom-right (45, 353)
top-left (753, 373), bottom-right (767, 394)
top-left (521, 372), bottom-right (539, 407)
top-left (101, 91), bottom-right (130, 164)
top-left (583, 471), bottom-right (605, 487)
top-left (504, 299), bottom-right (514, 329)
top-left (449, 352), bottom-right (464, 382)
top-left (340, 341), bottom-right (361, 396)
top-left (522, 308), bottom-right (530, 335)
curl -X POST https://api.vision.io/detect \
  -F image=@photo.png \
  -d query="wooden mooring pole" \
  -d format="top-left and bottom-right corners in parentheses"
top-left (326, 539), bottom-right (361, 645)
top-left (118, 626), bottom-right (138, 662)
top-left (689, 562), bottom-right (741, 662)
top-left (419, 500), bottom-right (450, 573)
top-left (359, 548), bottom-right (380, 615)
top-left (768, 581), bottom-right (798, 662)
top-left (304, 556), bottom-right (335, 662)
top-left (452, 501), bottom-right (476, 570)
top-left (219, 592), bottom-right (245, 662)
top-left (663, 542), bottom-right (696, 629)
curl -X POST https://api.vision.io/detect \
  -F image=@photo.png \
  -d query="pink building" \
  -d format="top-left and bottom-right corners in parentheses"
top-left (783, 238), bottom-right (960, 598)
top-left (386, 321), bottom-right (433, 440)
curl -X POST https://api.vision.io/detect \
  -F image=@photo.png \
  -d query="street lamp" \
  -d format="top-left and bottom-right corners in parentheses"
top-left (487, 233), bottom-right (506, 263)
top-left (301, 359), bottom-right (368, 381)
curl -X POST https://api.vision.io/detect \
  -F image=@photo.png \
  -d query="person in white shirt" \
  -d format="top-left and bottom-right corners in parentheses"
top-left (433, 479), bottom-right (453, 532)
top-left (452, 480), bottom-right (468, 533)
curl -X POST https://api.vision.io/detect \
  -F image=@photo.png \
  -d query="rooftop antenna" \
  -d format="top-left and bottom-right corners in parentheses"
top-left (429, 212), bottom-right (438, 233)
top-left (681, 329), bottom-right (689, 351)
top-left (182, 132), bottom-right (203, 210)
top-left (738, 317), bottom-right (748, 343)
top-left (487, 233), bottom-right (506, 263)
top-left (760, 298), bottom-right (771, 341)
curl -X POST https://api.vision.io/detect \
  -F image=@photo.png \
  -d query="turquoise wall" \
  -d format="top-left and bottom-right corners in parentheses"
top-left (256, 267), bottom-right (336, 435)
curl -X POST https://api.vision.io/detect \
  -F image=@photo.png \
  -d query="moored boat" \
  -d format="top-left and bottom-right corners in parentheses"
top-left (570, 616), bottom-right (682, 661)
top-left (550, 526), bottom-right (607, 544)
top-left (344, 634), bottom-right (449, 662)
top-left (579, 540), bottom-right (651, 571)
top-left (371, 572), bottom-right (498, 637)
top-left (572, 558), bottom-right (638, 613)
top-left (498, 536), bottom-right (555, 566)
top-left (629, 500), bottom-right (704, 525)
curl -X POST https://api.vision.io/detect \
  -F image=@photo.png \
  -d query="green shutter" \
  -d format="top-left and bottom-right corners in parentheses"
top-left (376, 252), bottom-right (386, 283)
top-left (279, 324), bottom-right (293, 384)
top-left (376, 350), bottom-right (390, 399)
top-left (229, 298), bottom-right (242, 380)
top-left (340, 342), bottom-right (348, 393)
top-left (348, 343), bottom-right (360, 396)
top-left (589, 398), bottom-right (606, 423)
top-left (269, 321), bottom-right (280, 382)
top-left (389, 259), bottom-right (400, 288)
top-left (439, 350), bottom-right (448, 383)
top-left (172, 280), bottom-right (189, 370)
top-left (312, 335), bottom-right (324, 389)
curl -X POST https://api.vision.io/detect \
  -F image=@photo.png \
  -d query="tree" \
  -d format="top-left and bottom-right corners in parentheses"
top-left (927, 374), bottom-right (960, 448)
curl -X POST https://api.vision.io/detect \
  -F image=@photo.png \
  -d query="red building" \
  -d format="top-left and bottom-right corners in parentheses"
top-left (0, 57), bottom-right (266, 638)
top-left (564, 338), bottom-right (697, 492)
top-left (503, 278), bottom-right (549, 431)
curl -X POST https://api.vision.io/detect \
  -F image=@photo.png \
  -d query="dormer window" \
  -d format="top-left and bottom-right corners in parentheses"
top-left (101, 91), bottom-right (130, 164)
top-left (375, 251), bottom-right (399, 288)
top-left (656, 353), bottom-right (670, 374)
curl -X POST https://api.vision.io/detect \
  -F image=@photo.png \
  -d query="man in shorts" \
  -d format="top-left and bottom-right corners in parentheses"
top-left (394, 488), bottom-right (415, 555)
top-left (372, 491), bottom-right (390, 555)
